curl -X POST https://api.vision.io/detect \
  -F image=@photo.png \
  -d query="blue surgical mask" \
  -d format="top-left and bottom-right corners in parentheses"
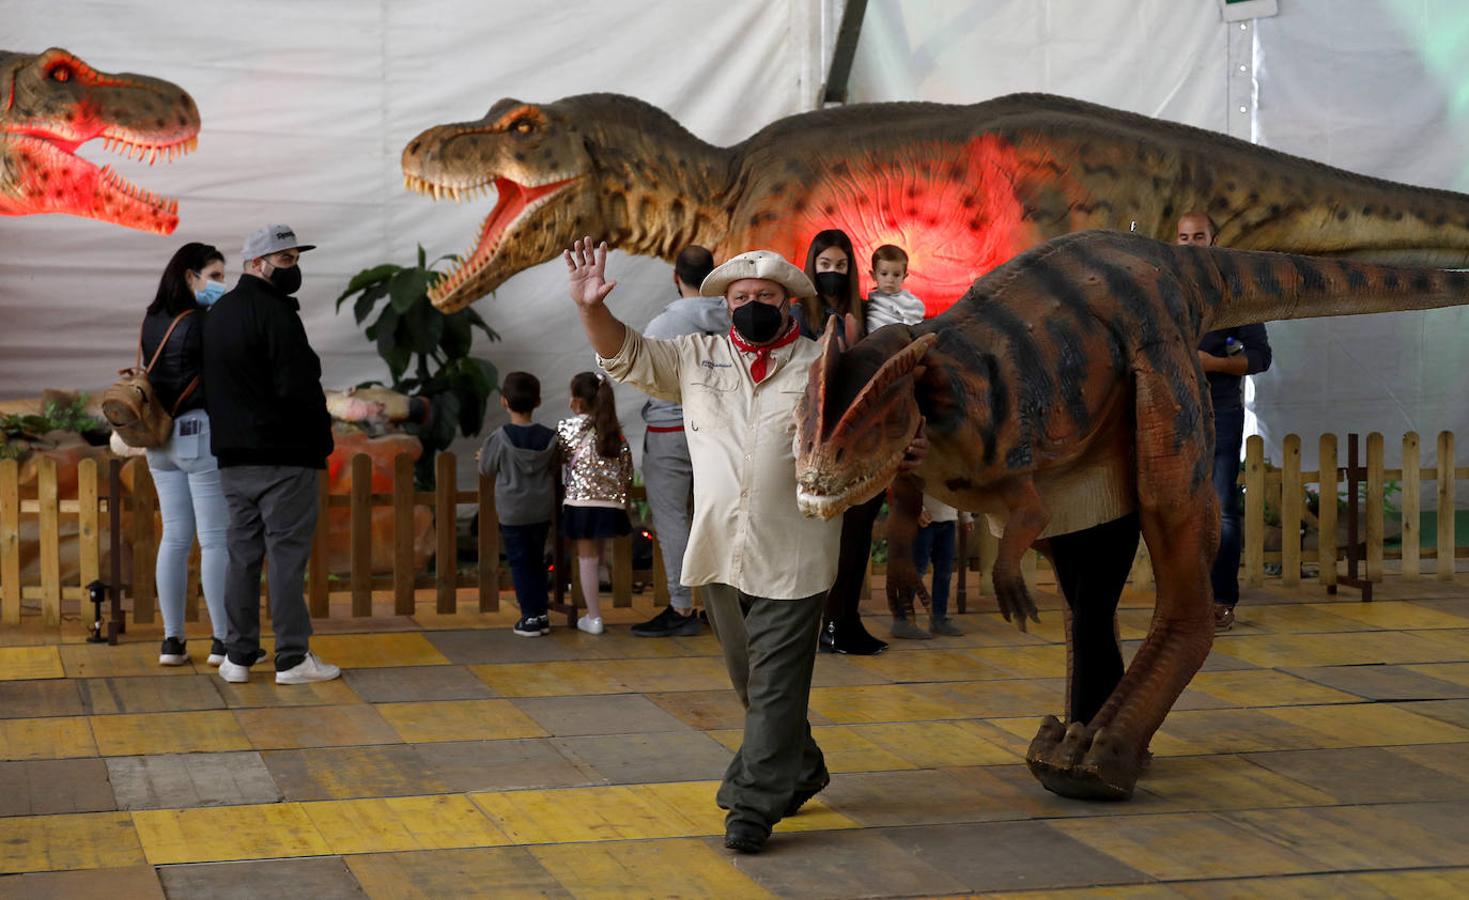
top-left (195, 280), bottom-right (227, 307)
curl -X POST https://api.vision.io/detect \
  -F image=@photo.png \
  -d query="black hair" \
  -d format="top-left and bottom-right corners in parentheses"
top-left (674, 245), bottom-right (715, 291)
top-left (148, 242), bottom-right (224, 316)
top-left (501, 371), bottom-right (541, 413)
top-left (800, 228), bottom-right (865, 335)
top-left (570, 371), bottom-right (622, 459)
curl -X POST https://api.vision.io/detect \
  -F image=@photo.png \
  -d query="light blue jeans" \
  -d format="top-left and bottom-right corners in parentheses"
top-left (146, 409), bottom-right (229, 640)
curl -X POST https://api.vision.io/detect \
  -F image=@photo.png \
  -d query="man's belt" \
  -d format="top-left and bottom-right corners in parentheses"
top-left (646, 424), bottom-right (685, 433)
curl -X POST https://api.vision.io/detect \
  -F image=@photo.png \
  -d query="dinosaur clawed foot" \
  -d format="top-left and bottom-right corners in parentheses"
top-left (885, 569), bottom-right (931, 618)
top-left (992, 569), bottom-right (1040, 632)
top-left (1024, 715), bottom-right (1141, 801)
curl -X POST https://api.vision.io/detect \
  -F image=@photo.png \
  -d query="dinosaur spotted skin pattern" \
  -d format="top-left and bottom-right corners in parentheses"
top-left (0, 48), bottom-right (199, 234)
top-left (794, 231), bottom-right (1469, 800)
top-left (403, 91), bottom-right (1469, 313)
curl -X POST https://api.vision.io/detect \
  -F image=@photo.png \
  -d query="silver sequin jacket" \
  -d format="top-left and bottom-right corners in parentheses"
top-left (557, 415), bottom-right (633, 508)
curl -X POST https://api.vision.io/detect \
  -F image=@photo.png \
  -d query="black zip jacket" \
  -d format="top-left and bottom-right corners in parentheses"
top-left (202, 275), bottom-right (333, 469)
top-left (140, 307), bottom-right (206, 416)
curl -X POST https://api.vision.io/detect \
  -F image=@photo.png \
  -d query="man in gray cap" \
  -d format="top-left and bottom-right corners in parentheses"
top-left (566, 237), bottom-right (924, 854)
top-left (203, 225), bottom-right (339, 685)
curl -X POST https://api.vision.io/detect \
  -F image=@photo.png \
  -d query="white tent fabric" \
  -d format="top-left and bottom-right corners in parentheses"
top-left (4, 0), bottom-right (1468, 482)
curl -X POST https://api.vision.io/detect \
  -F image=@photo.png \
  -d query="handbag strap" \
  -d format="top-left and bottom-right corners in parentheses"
top-left (142, 309), bottom-right (196, 375)
top-left (170, 376), bottom-right (201, 417)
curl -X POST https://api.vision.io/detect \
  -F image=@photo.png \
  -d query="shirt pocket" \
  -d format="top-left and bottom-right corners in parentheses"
top-left (685, 368), bottom-right (740, 433)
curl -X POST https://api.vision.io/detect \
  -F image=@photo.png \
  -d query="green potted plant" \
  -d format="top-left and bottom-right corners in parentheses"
top-left (337, 246), bottom-right (499, 487)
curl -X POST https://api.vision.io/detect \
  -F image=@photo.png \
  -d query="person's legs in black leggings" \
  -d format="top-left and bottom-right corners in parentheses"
top-left (820, 494), bottom-right (887, 654)
top-left (1044, 513), bottom-right (1141, 725)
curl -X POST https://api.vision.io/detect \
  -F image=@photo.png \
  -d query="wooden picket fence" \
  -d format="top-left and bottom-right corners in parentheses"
top-left (0, 431), bottom-right (1461, 628)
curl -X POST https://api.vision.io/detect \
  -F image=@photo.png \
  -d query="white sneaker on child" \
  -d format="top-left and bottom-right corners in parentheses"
top-left (577, 615), bottom-right (604, 635)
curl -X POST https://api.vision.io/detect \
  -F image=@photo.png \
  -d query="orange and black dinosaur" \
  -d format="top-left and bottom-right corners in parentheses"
top-left (791, 230), bottom-right (1469, 801)
top-left (402, 91), bottom-right (1469, 312)
top-left (0, 47), bottom-right (199, 234)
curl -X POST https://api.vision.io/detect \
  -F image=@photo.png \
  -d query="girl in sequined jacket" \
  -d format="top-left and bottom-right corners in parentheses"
top-left (559, 372), bottom-right (633, 635)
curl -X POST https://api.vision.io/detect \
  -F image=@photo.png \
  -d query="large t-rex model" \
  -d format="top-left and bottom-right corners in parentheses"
top-left (402, 92), bottom-right (1469, 312)
top-left (0, 48), bottom-right (199, 234)
top-left (791, 230), bottom-right (1469, 801)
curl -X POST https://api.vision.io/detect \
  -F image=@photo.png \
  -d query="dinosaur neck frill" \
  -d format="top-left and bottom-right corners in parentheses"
top-left (573, 97), bottom-right (735, 261)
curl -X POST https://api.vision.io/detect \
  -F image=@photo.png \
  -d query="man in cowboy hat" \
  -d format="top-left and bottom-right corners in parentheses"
top-left (565, 238), bottom-right (924, 854)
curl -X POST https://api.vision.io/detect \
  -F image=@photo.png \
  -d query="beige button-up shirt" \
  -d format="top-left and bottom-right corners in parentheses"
top-left (599, 326), bottom-right (842, 600)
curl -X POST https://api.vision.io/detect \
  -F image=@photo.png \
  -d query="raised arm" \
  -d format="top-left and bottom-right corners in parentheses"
top-left (565, 237), bottom-right (627, 358)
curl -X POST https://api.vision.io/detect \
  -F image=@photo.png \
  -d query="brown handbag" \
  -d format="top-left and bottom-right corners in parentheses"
top-left (101, 310), bottom-right (200, 449)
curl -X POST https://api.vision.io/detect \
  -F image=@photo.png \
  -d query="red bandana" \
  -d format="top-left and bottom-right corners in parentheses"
top-left (728, 318), bottom-right (800, 383)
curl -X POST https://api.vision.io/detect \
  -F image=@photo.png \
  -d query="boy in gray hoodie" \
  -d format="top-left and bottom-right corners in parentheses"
top-left (478, 372), bottom-right (558, 636)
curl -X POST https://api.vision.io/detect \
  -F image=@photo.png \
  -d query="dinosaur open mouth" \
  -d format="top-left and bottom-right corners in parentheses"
top-left (796, 449), bottom-right (906, 520)
top-left (6, 127), bottom-right (196, 234)
top-left (403, 173), bottom-right (576, 307)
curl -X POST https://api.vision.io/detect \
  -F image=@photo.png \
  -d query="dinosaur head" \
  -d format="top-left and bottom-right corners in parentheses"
top-left (794, 321), bottom-right (937, 519)
top-left (0, 48), bottom-right (199, 233)
top-left (402, 98), bottom-right (596, 311)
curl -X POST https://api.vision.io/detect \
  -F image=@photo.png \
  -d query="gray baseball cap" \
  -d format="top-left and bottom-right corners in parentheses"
top-left (241, 224), bottom-right (316, 261)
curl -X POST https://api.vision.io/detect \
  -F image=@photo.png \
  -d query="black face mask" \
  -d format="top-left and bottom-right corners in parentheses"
top-left (269, 264), bottom-right (302, 295)
top-left (814, 271), bottom-right (849, 301)
top-left (732, 301), bottom-right (786, 344)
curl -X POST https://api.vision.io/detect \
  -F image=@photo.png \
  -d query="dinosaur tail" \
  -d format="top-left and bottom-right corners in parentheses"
top-left (1199, 244), bottom-right (1469, 332)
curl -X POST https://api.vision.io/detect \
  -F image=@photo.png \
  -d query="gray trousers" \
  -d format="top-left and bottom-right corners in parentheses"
top-left (218, 465), bottom-right (320, 670)
top-left (702, 582), bottom-right (828, 833)
top-left (643, 429), bottom-right (694, 610)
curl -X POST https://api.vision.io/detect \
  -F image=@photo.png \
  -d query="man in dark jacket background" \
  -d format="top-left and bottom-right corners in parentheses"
top-left (204, 224), bottom-right (339, 684)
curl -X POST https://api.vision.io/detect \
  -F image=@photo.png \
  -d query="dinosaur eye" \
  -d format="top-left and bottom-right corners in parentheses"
top-left (48, 63), bottom-right (73, 83)
top-left (511, 118), bottom-right (535, 135)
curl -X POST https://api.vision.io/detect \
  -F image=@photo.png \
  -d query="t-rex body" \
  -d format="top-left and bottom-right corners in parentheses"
top-left (791, 230), bottom-right (1469, 800)
top-left (0, 48), bottom-right (199, 234)
top-left (402, 91), bottom-right (1469, 312)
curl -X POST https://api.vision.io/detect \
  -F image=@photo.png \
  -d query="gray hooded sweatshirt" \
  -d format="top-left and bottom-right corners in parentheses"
top-left (478, 423), bottom-right (557, 526)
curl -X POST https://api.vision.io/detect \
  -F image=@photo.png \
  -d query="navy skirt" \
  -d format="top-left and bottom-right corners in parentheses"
top-left (562, 505), bottom-right (631, 540)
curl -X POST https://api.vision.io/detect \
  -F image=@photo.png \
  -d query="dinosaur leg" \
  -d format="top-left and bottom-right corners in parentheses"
top-left (1027, 370), bottom-right (1215, 800)
top-left (883, 475), bottom-right (931, 625)
top-left (992, 479), bottom-right (1049, 632)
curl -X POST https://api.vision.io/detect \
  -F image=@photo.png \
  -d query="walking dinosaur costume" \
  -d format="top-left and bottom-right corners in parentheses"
top-left (0, 47), bottom-right (199, 234)
top-left (791, 230), bottom-right (1469, 800)
top-left (402, 91), bottom-right (1469, 312)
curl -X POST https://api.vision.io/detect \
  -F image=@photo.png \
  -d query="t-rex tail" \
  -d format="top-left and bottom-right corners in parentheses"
top-left (1189, 240), bottom-right (1469, 333)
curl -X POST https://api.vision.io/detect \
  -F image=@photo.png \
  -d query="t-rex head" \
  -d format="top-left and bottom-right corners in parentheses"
top-left (402, 97), bottom-right (597, 311)
top-left (794, 320), bottom-right (937, 519)
top-left (0, 48), bottom-right (199, 234)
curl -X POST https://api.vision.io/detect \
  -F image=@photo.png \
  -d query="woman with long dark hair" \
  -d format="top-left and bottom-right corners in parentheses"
top-left (142, 242), bottom-right (231, 667)
top-left (558, 371), bottom-right (634, 634)
top-left (796, 229), bottom-right (888, 655)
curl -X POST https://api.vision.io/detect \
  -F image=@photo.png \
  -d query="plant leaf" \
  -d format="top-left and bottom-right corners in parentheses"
top-left (353, 282), bottom-right (389, 325)
top-left (417, 243), bottom-right (427, 269)
top-left (337, 263), bottom-right (400, 306)
top-left (388, 267), bottom-right (431, 314)
top-left (404, 303), bottom-right (445, 357)
top-left (439, 313), bottom-right (473, 359)
top-left (462, 307), bottom-right (502, 342)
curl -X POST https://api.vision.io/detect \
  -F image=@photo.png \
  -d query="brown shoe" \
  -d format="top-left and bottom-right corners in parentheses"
top-left (1213, 603), bottom-right (1235, 632)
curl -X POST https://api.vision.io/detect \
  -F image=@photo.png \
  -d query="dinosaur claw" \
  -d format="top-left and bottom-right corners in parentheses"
top-left (1026, 719), bottom-right (1142, 801)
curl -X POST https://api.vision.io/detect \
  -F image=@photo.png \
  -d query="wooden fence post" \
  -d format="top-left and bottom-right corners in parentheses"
top-left (1401, 432), bottom-right (1421, 579)
top-left (477, 473), bottom-right (498, 613)
top-left (393, 454), bottom-right (416, 615)
top-left (78, 459), bottom-right (100, 601)
top-left (1318, 434), bottom-right (1338, 588)
top-left (1281, 434), bottom-right (1302, 587)
top-left (1244, 435), bottom-right (1265, 587)
top-left (129, 459), bottom-right (157, 624)
top-left (37, 457), bottom-right (61, 626)
top-left (435, 453), bottom-right (457, 613)
top-left (350, 454), bottom-right (373, 617)
top-left (2, 459), bottom-right (22, 626)
top-left (612, 534), bottom-right (633, 607)
top-left (308, 473), bottom-right (330, 617)
top-left (1365, 433), bottom-right (1384, 581)
top-left (1438, 431), bottom-right (1455, 581)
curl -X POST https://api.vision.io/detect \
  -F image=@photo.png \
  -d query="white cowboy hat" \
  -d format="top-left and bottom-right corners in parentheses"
top-left (699, 250), bottom-right (816, 299)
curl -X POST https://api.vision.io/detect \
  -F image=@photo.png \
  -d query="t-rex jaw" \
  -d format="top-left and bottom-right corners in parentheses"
top-left (403, 173), bottom-right (577, 307)
top-left (3, 128), bottom-right (196, 234)
top-left (797, 449), bottom-right (905, 520)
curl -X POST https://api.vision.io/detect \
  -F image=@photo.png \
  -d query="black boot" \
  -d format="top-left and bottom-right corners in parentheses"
top-left (819, 615), bottom-right (888, 655)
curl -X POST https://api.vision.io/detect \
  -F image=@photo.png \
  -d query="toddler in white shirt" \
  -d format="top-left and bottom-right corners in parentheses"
top-left (865, 244), bottom-right (926, 329)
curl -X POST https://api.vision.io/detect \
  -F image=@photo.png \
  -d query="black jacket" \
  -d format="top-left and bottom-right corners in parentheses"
top-left (202, 275), bottom-right (333, 469)
top-left (1199, 324), bottom-right (1272, 411)
top-left (140, 307), bottom-right (206, 416)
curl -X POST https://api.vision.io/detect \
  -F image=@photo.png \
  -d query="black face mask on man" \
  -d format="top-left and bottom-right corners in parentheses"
top-left (814, 271), bottom-right (849, 301)
top-left (732, 301), bottom-right (787, 344)
top-left (268, 264), bottom-right (302, 295)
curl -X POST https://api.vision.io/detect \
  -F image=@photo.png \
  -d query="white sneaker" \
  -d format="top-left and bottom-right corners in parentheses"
top-left (218, 658), bottom-right (250, 683)
top-left (275, 652), bottom-right (341, 685)
top-left (577, 615), bottom-right (604, 635)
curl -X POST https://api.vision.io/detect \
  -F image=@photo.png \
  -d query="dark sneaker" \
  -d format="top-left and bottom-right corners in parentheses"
top-left (724, 822), bottom-right (769, 854)
top-left (631, 605), bottom-right (701, 637)
top-left (159, 637), bottom-right (189, 666)
top-left (206, 638), bottom-right (228, 667)
top-left (890, 617), bottom-right (933, 640)
top-left (784, 772), bottom-right (831, 817)
top-left (929, 617), bottom-right (965, 637)
top-left (1214, 603), bottom-right (1236, 632)
top-left (513, 615), bottom-right (551, 637)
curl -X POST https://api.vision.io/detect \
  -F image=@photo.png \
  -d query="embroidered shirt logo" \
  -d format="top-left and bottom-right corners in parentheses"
top-left (700, 360), bottom-right (733, 369)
